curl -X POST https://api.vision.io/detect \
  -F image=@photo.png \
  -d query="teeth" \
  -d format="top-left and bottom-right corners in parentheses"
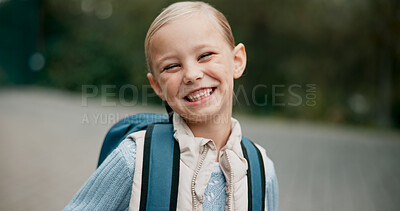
top-left (186, 88), bottom-right (213, 102)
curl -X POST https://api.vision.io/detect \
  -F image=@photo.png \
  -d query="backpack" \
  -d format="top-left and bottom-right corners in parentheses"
top-left (98, 112), bottom-right (267, 210)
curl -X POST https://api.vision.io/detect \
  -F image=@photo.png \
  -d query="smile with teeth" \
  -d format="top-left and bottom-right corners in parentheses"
top-left (185, 88), bottom-right (214, 102)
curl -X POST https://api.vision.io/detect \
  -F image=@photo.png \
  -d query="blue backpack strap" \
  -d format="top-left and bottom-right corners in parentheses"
top-left (98, 113), bottom-right (169, 167)
top-left (139, 123), bottom-right (180, 211)
top-left (241, 137), bottom-right (266, 211)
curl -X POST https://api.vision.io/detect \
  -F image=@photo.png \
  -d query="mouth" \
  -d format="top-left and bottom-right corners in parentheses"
top-left (184, 87), bottom-right (216, 102)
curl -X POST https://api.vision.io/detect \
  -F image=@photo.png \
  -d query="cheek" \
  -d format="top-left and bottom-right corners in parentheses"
top-left (208, 61), bottom-right (235, 94)
top-left (207, 61), bottom-right (234, 82)
top-left (159, 75), bottom-right (181, 98)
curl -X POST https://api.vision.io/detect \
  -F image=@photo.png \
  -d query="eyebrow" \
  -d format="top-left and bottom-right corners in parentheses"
top-left (193, 44), bottom-right (216, 52)
top-left (155, 55), bottom-right (174, 66)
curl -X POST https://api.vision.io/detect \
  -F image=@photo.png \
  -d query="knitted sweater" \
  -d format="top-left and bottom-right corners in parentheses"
top-left (64, 139), bottom-right (278, 210)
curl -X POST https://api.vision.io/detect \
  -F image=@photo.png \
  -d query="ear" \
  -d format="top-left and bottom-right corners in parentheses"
top-left (147, 73), bottom-right (165, 100)
top-left (233, 43), bottom-right (247, 79)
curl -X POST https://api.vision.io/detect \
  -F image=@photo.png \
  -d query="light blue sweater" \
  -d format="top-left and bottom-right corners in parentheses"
top-left (64, 138), bottom-right (278, 210)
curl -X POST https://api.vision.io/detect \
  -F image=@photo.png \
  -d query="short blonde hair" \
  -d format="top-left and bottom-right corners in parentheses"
top-left (145, 1), bottom-right (235, 74)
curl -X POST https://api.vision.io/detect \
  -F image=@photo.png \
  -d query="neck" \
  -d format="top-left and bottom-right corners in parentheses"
top-left (185, 114), bottom-right (232, 152)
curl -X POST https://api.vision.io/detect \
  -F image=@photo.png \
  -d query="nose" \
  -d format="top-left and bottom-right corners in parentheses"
top-left (183, 62), bottom-right (203, 84)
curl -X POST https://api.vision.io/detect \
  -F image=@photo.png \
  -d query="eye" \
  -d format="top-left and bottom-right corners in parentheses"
top-left (198, 52), bottom-right (214, 61)
top-left (163, 64), bottom-right (180, 71)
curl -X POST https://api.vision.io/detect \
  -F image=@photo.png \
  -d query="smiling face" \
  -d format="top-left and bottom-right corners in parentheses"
top-left (147, 13), bottom-right (246, 123)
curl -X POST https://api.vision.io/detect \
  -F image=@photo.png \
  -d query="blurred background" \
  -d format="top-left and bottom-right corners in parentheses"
top-left (0, 0), bottom-right (399, 210)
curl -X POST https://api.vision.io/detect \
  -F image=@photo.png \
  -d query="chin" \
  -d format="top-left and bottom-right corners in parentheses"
top-left (172, 97), bottom-right (231, 123)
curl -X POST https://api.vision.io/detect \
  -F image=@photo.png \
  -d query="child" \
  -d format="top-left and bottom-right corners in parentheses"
top-left (65, 1), bottom-right (278, 211)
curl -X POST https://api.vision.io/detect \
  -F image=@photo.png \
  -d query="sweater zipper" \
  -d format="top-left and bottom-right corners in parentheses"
top-left (191, 146), bottom-right (209, 210)
top-left (225, 151), bottom-right (234, 211)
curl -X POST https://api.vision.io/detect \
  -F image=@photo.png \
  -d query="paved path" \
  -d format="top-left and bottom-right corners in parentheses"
top-left (0, 87), bottom-right (399, 211)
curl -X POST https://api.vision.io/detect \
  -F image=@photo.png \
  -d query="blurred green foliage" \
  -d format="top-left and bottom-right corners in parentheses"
top-left (0, 0), bottom-right (399, 127)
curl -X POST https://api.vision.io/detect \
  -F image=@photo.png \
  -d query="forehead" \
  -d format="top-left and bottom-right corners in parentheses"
top-left (149, 13), bottom-right (227, 55)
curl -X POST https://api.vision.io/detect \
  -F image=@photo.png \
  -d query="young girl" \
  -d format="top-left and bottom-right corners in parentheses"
top-left (65, 1), bottom-right (278, 211)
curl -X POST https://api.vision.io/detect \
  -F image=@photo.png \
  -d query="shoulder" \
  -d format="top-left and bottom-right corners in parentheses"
top-left (254, 143), bottom-right (279, 211)
top-left (93, 136), bottom-right (138, 179)
top-left (253, 143), bottom-right (276, 182)
top-left (115, 137), bottom-right (137, 169)
top-left (126, 130), bottom-right (146, 145)
top-left (98, 129), bottom-right (146, 174)
top-left (110, 130), bottom-right (147, 171)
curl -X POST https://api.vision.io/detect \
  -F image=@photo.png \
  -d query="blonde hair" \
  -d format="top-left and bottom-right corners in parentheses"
top-left (145, 1), bottom-right (235, 74)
